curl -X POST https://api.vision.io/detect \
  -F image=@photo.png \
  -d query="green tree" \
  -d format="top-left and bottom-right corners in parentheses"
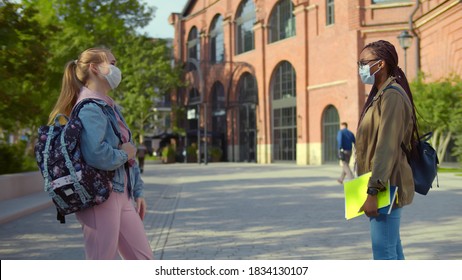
top-left (410, 73), bottom-right (462, 163)
top-left (30, 0), bottom-right (153, 63)
top-left (1, 0), bottom-right (155, 135)
top-left (1, 0), bottom-right (168, 173)
top-left (27, 0), bottom-right (159, 138)
top-left (23, 0), bottom-right (156, 112)
top-left (113, 36), bottom-right (183, 143)
top-left (0, 1), bottom-right (50, 138)
top-left (446, 77), bottom-right (462, 164)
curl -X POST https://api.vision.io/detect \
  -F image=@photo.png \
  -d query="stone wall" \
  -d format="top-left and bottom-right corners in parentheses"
top-left (0, 172), bottom-right (44, 201)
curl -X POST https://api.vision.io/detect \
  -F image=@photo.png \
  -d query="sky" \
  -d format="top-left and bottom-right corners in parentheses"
top-left (138, 0), bottom-right (189, 38)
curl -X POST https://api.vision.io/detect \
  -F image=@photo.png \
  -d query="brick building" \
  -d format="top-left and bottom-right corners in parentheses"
top-left (168, 0), bottom-right (462, 165)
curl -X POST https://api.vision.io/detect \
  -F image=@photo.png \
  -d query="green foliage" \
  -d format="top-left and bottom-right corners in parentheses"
top-left (438, 167), bottom-right (462, 174)
top-left (0, 1), bottom-right (50, 133)
top-left (26, 0), bottom-right (155, 69)
top-left (186, 143), bottom-right (198, 162)
top-left (0, 141), bottom-right (38, 175)
top-left (171, 105), bottom-right (187, 137)
top-left (112, 36), bottom-right (183, 142)
top-left (410, 73), bottom-right (462, 164)
top-left (1, 0), bottom-right (184, 173)
top-left (209, 146), bottom-right (223, 162)
top-left (411, 73), bottom-right (461, 132)
top-left (161, 145), bottom-right (175, 163)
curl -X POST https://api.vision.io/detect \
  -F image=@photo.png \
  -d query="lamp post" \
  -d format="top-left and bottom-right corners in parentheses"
top-left (397, 30), bottom-right (414, 76)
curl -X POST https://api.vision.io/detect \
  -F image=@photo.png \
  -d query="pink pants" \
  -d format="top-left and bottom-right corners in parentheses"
top-left (75, 189), bottom-right (154, 260)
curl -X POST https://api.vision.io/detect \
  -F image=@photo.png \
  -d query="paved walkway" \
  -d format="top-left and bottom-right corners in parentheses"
top-left (0, 162), bottom-right (461, 260)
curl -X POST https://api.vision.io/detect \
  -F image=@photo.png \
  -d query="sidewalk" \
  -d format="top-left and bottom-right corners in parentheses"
top-left (0, 162), bottom-right (461, 260)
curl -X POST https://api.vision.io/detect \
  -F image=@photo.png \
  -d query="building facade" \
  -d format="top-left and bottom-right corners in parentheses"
top-left (169, 0), bottom-right (462, 165)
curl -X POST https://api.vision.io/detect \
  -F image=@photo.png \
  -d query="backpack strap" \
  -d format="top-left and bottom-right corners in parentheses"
top-left (57, 211), bottom-right (65, 224)
top-left (72, 99), bottom-right (123, 144)
top-left (60, 122), bottom-right (93, 204)
top-left (384, 84), bottom-right (419, 161)
top-left (42, 125), bottom-right (55, 192)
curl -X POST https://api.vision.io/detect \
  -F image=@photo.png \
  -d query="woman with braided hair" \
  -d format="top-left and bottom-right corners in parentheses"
top-left (355, 40), bottom-right (418, 260)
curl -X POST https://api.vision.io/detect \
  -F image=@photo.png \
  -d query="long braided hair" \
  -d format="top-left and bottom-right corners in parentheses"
top-left (359, 40), bottom-right (419, 146)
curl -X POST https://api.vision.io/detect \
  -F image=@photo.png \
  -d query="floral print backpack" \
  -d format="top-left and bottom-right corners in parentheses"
top-left (35, 99), bottom-right (119, 223)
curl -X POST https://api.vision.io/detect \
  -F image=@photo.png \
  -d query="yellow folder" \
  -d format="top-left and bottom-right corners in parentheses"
top-left (344, 172), bottom-right (391, 220)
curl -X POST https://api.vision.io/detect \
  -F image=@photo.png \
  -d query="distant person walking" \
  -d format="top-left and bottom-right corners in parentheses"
top-left (137, 142), bottom-right (148, 173)
top-left (337, 122), bottom-right (355, 184)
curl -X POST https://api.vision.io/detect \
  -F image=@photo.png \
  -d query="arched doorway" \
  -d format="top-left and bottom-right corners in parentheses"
top-left (322, 105), bottom-right (340, 163)
top-left (211, 82), bottom-right (226, 161)
top-left (237, 73), bottom-right (258, 162)
top-left (271, 61), bottom-right (297, 161)
top-left (187, 88), bottom-right (200, 132)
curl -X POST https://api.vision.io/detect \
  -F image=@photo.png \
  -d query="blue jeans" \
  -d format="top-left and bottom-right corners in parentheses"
top-left (369, 207), bottom-right (404, 260)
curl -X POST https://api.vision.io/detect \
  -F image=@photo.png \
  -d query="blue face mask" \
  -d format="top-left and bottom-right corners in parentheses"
top-left (359, 60), bottom-right (381, 85)
top-left (98, 64), bottom-right (122, 89)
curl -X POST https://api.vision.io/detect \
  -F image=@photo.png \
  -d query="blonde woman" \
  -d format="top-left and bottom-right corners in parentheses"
top-left (49, 48), bottom-right (153, 259)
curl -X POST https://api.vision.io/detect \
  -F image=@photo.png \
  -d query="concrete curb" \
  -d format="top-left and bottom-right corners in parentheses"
top-left (0, 192), bottom-right (52, 225)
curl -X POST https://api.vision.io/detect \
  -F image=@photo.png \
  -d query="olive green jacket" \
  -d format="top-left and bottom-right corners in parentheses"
top-left (356, 76), bottom-right (415, 207)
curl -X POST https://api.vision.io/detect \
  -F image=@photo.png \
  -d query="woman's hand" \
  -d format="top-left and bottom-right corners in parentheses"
top-left (121, 142), bottom-right (136, 160)
top-left (360, 195), bottom-right (379, 217)
top-left (136, 197), bottom-right (147, 220)
top-left (135, 197), bottom-right (146, 221)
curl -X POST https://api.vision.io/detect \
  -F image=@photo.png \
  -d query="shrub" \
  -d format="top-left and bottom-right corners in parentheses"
top-left (0, 141), bottom-right (37, 175)
top-left (161, 145), bottom-right (175, 163)
top-left (186, 144), bottom-right (198, 162)
top-left (209, 146), bottom-right (222, 162)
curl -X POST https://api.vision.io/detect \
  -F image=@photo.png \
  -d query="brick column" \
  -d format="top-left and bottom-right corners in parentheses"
top-left (253, 21), bottom-right (270, 164)
top-left (293, 3), bottom-right (310, 165)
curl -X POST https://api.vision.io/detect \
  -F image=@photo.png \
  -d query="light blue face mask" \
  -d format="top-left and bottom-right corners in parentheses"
top-left (99, 64), bottom-right (122, 89)
top-left (358, 60), bottom-right (381, 85)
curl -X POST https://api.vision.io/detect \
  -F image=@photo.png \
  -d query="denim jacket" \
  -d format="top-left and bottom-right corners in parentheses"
top-left (77, 99), bottom-right (144, 199)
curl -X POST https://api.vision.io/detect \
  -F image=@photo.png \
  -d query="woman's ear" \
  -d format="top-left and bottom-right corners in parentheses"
top-left (89, 63), bottom-right (99, 75)
top-left (379, 60), bottom-right (385, 69)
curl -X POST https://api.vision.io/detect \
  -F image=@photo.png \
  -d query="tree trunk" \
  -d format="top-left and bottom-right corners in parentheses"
top-left (433, 128), bottom-right (451, 163)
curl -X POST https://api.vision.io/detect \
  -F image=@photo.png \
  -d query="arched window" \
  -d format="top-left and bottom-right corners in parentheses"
top-left (268, 0), bottom-right (295, 43)
top-left (238, 73), bottom-right (258, 104)
top-left (235, 0), bottom-right (256, 54)
top-left (322, 105), bottom-right (339, 162)
top-left (210, 15), bottom-right (224, 63)
top-left (237, 73), bottom-right (258, 162)
top-left (272, 61), bottom-right (296, 100)
top-left (187, 27), bottom-right (200, 60)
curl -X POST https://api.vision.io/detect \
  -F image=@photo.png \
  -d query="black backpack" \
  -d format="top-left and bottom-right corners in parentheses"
top-left (401, 132), bottom-right (439, 195)
top-left (35, 99), bottom-right (120, 223)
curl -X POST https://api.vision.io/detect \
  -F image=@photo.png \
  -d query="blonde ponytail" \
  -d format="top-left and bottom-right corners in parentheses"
top-left (48, 61), bottom-right (81, 124)
top-left (48, 48), bottom-right (111, 125)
